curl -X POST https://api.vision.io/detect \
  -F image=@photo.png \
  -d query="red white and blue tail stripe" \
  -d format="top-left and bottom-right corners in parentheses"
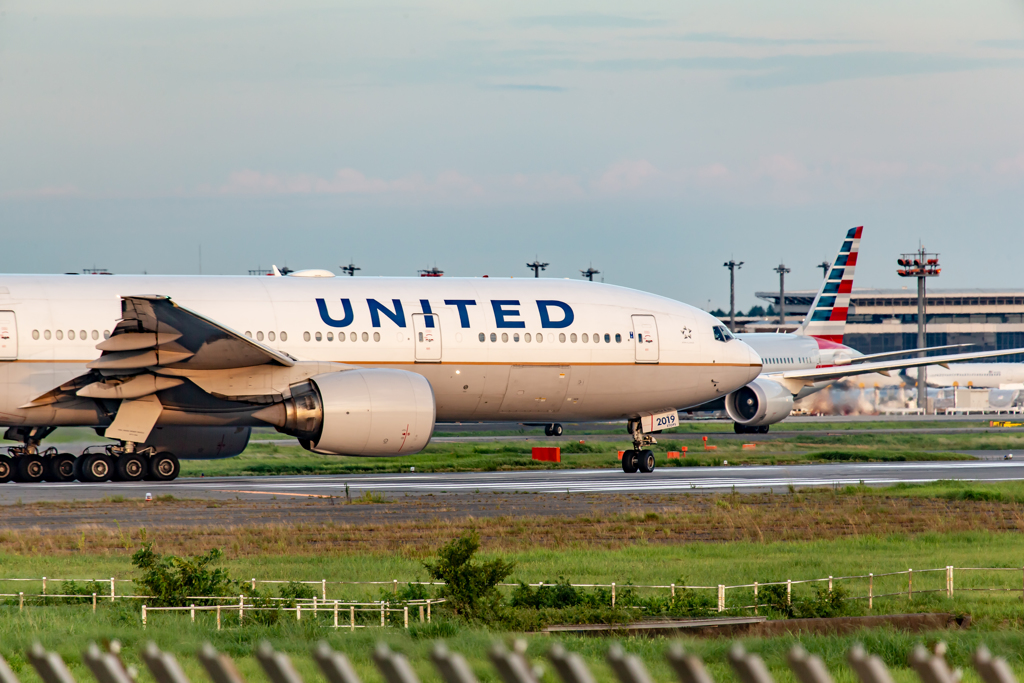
top-left (795, 226), bottom-right (862, 343)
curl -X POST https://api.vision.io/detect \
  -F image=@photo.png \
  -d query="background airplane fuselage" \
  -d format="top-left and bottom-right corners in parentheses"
top-left (0, 275), bottom-right (761, 428)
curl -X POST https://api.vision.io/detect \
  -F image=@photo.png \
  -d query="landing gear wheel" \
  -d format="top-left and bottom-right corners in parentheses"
top-left (758, 425), bottom-right (770, 434)
top-left (733, 423), bottom-right (749, 434)
top-left (149, 452), bottom-right (180, 481)
top-left (0, 457), bottom-right (14, 483)
top-left (544, 425), bottom-right (553, 437)
top-left (116, 454), bottom-right (147, 482)
top-left (551, 423), bottom-right (563, 437)
top-left (47, 453), bottom-right (77, 482)
top-left (17, 454), bottom-right (45, 483)
top-left (621, 450), bottom-right (639, 473)
top-left (80, 453), bottom-right (113, 482)
top-left (73, 454), bottom-right (86, 482)
top-left (638, 450), bottom-right (656, 473)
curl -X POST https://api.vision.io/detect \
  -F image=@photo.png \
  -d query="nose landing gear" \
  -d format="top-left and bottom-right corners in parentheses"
top-left (621, 420), bottom-right (658, 474)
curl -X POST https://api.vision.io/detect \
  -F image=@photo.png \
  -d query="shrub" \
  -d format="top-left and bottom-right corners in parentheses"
top-left (510, 578), bottom-right (584, 609)
top-left (130, 543), bottom-right (234, 607)
top-left (423, 532), bottom-right (514, 621)
top-left (279, 581), bottom-right (316, 604)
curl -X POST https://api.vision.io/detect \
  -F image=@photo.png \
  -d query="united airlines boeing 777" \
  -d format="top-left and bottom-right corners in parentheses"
top-left (0, 276), bottom-right (762, 482)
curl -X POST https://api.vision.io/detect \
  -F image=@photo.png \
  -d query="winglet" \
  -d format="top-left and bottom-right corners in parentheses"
top-left (794, 226), bottom-right (862, 343)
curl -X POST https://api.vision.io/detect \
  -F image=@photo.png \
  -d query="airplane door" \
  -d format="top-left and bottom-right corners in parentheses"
top-left (632, 315), bottom-right (659, 363)
top-left (412, 314), bottom-right (441, 362)
top-left (0, 312), bottom-right (16, 360)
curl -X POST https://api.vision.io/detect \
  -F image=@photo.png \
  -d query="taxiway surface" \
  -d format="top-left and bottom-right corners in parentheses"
top-left (1, 458), bottom-right (1021, 505)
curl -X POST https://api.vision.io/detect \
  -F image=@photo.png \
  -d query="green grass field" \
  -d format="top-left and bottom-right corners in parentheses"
top-left (3, 531), bottom-right (1024, 683)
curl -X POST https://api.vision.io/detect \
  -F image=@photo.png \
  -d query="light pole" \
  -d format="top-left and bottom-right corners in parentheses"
top-left (817, 261), bottom-right (831, 278)
top-left (526, 260), bottom-right (549, 278)
top-left (773, 263), bottom-right (791, 326)
top-left (580, 266), bottom-right (600, 282)
top-left (340, 262), bottom-right (361, 276)
top-left (897, 247), bottom-right (941, 411)
top-left (723, 260), bottom-right (743, 332)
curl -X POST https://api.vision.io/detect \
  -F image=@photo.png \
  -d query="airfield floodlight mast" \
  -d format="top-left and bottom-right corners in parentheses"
top-left (580, 266), bottom-right (600, 282)
top-left (418, 267), bottom-right (444, 277)
top-left (722, 260), bottom-right (743, 332)
top-left (526, 260), bottom-right (549, 278)
top-left (897, 247), bottom-right (941, 410)
top-left (340, 262), bottom-right (361, 276)
top-left (773, 263), bottom-right (791, 326)
top-left (817, 261), bottom-right (831, 278)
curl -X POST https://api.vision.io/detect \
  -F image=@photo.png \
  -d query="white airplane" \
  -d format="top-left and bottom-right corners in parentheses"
top-left (0, 274), bottom-right (762, 483)
top-left (905, 364), bottom-right (1024, 390)
top-left (709, 227), bottom-right (1024, 432)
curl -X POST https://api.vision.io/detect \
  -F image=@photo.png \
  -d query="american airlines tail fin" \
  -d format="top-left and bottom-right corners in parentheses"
top-left (794, 226), bottom-right (862, 343)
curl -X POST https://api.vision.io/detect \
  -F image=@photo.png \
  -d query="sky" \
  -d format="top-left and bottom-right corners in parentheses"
top-left (0, 0), bottom-right (1022, 311)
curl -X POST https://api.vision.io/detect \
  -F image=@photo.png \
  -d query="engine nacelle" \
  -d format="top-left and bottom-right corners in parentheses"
top-left (724, 377), bottom-right (794, 427)
top-left (267, 369), bottom-right (435, 456)
top-left (143, 426), bottom-right (251, 459)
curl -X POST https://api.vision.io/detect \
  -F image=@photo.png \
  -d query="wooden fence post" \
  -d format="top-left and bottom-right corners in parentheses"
top-left (380, 601), bottom-right (385, 627)
top-left (92, 593), bottom-right (97, 612)
top-left (419, 605), bottom-right (425, 623)
top-left (427, 599), bottom-right (431, 622)
top-left (671, 583), bottom-right (676, 598)
top-left (753, 582), bottom-right (758, 615)
top-left (110, 578), bottom-right (116, 602)
top-left (297, 604), bottom-right (302, 621)
top-left (350, 605), bottom-right (355, 632)
top-left (19, 592), bottom-right (23, 612)
top-left (828, 576), bottom-right (833, 592)
top-left (42, 577), bottom-right (46, 596)
top-left (611, 583), bottom-right (616, 608)
top-left (334, 600), bottom-right (339, 628)
top-left (404, 606), bottom-right (408, 629)
top-left (322, 579), bottom-right (327, 601)
top-left (909, 569), bottom-right (913, 601)
top-left (869, 574), bottom-right (873, 609)
top-left (717, 585), bottom-right (725, 612)
top-left (142, 604), bottom-right (147, 629)
top-left (217, 605), bottom-right (221, 630)
top-left (239, 595), bottom-right (244, 624)
top-left (191, 604), bottom-right (195, 623)
top-left (787, 580), bottom-right (792, 606)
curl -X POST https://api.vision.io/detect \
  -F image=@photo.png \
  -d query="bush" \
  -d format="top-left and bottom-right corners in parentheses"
top-left (278, 581), bottom-right (316, 604)
top-left (510, 578), bottom-right (584, 609)
top-left (130, 543), bottom-right (234, 607)
top-left (423, 532), bottom-right (514, 621)
top-left (755, 582), bottom-right (851, 618)
top-left (560, 441), bottom-right (599, 454)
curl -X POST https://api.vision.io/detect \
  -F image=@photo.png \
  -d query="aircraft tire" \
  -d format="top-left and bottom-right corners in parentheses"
top-left (47, 453), bottom-right (77, 482)
top-left (758, 425), bottom-right (770, 434)
top-left (733, 423), bottom-right (749, 434)
top-left (544, 425), bottom-right (553, 437)
top-left (622, 450), bottom-right (639, 473)
top-left (552, 423), bottom-right (563, 436)
top-left (638, 450), bottom-right (656, 473)
top-left (17, 454), bottom-right (46, 483)
top-left (116, 454), bottom-right (147, 482)
top-left (80, 453), bottom-right (113, 483)
top-left (0, 457), bottom-right (14, 483)
top-left (149, 453), bottom-right (180, 481)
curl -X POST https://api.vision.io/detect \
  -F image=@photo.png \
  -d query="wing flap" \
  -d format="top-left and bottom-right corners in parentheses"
top-left (775, 347), bottom-right (1024, 385)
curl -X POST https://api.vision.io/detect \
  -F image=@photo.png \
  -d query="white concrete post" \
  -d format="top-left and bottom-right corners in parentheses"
top-left (404, 606), bottom-right (408, 629)
top-left (334, 600), bottom-right (339, 628)
top-left (92, 593), bottom-right (97, 612)
top-left (313, 596), bottom-right (317, 614)
top-left (753, 582), bottom-right (759, 615)
top-left (191, 604), bottom-right (195, 623)
top-left (297, 604), bottom-right (301, 621)
top-left (869, 574), bottom-right (874, 609)
top-left (787, 580), bottom-right (792, 605)
top-left (350, 605), bottom-right (355, 631)
top-left (217, 605), bottom-right (221, 630)
top-left (380, 600), bottom-right (385, 627)
top-left (239, 595), bottom-right (244, 624)
top-left (251, 578), bottom-right (256, 591)
top-left (908, 569), bottom-right (913, 600)
top-left (671, 583), bottom-right (675, 598)
top-left (611, 582), bottom-right (616, 608)
top-left (110, 577), bottom-right (116, 602)
top-left (828, 576), bottom-right (833, 592)
top-left (427, 599), bottom-right (431, 622)
top-left (393, 579), bottom-right (398, 595)
top-left (717, 585), bottom-right (725, 612)
top-left (19, 592), bottom-right (24, 612)
top-left (142, 604), bottom-right (147, 629)
top-left (419, 605), bottom-right (424, 623)
top-left (42, 577), bottom-right (46, 595)
top-left (322, 579), bottom-right (327, 601)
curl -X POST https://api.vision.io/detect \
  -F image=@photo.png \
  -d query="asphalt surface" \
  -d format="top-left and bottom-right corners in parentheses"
top-left (1, 457), bottom-right (1022, 504)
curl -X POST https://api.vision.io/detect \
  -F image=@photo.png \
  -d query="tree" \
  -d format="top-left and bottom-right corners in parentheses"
top-left (423, 532), bottom-right (514, 620)
top-left (709, 308), bottom-right (727, 318)
top-left (747, 305), bottom-right (766, 317)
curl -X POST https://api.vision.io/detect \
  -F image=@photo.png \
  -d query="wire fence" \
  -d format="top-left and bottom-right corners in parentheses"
top-left (2, 565), bottom-right (1023, 625)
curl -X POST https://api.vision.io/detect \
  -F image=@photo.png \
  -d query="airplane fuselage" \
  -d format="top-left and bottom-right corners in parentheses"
top-left (0, 275), bottom-right (762, 430)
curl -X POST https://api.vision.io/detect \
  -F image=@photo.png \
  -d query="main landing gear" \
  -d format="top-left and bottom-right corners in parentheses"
top-left (621, 419), bottom-right (657, 474)
top-left (544, 423), bottom-right (563, 437)
top-left (0, 428), bottom-right (180, 483)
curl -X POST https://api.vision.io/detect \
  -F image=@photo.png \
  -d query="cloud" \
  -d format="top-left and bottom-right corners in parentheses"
top-left (592, 160), bottom-right (660, 193)
top-left (513, 14), bottom-right (662, 30)
top-left (994, 153), bottom-right (1024, 175)
top-left (1, 185), bottom-right (83, 199)
top-left (214, 169), bottom-right (483, 198)
top-left (673, 32), bottom-right (870, 47)
top-left (481, 83), bottom-right (567, 92)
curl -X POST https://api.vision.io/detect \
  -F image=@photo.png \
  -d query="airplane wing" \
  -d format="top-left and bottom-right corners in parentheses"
top-left (841, 344), bottom-right (971, 365)
top-left (89, 295), bottom-right (295, 373)
top-left (769, 347), bottom-right (1024, 393)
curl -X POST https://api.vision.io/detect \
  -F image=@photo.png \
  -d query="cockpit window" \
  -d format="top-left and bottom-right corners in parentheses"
top-left (713, 325), bottom-right (734, 342)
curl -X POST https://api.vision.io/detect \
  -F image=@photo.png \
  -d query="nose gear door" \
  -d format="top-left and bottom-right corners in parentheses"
top-left (0, 311), bottom-right (16, 360)
top-left (631, 314), bottom-right (659, 363)
top-left (412, 314), bottom-right (441, 362)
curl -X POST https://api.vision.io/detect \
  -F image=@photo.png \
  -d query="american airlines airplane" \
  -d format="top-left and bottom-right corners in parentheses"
top-left (714, 228), bottom-right (1021, 432)
top-left (0, 275), bottom-right (763, 483)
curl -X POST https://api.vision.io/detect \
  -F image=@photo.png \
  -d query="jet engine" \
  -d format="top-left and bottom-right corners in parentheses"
top-left (261, 369), bottom-right (435, 456)
top-left (143, 426), bottom-right (252, 459)
top-left (724, 377), bottom-right (794, 432)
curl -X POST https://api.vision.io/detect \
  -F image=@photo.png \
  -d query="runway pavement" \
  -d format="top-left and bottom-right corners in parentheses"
top-left (1, 457), bottom-right (1022, 504)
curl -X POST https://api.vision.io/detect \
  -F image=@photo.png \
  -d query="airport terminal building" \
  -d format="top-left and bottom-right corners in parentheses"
top-left (743, 288), bottom-right (1024, 362)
